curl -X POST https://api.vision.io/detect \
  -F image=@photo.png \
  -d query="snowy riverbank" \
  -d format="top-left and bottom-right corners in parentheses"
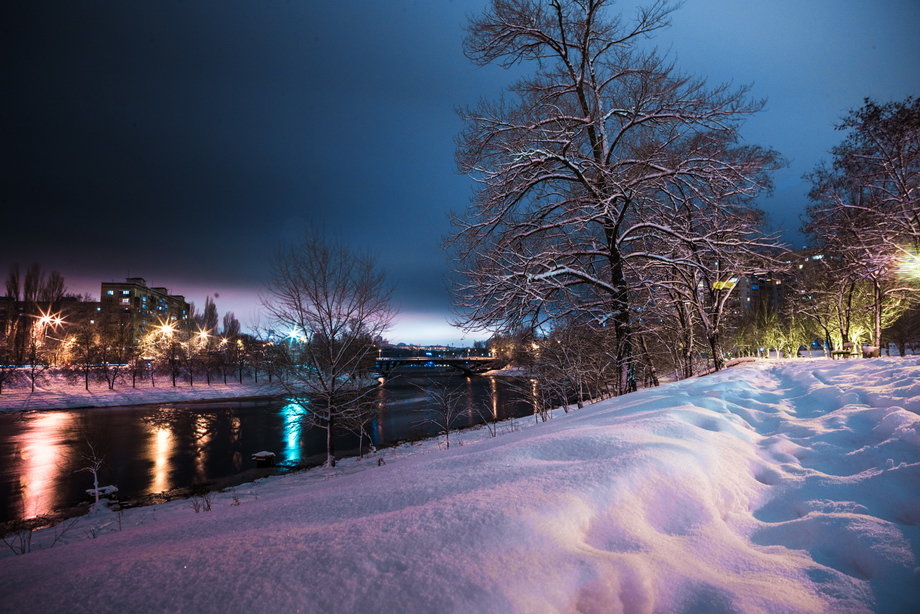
top-left (0, 374), bottom-right (283, 412)
top-left (1, 357), bottom-right (918, 612)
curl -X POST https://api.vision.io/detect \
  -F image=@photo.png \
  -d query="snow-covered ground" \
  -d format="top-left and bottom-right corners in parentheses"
top-left (1, 358), bottom-right (918, 613)
top-left (0, 373), bottom-right (282, 412)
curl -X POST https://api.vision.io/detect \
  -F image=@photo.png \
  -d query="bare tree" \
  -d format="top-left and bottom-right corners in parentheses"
top-left (264, 236), bottom-right (395, 467)
top-left (68, 323), bottom-right (96, 391)
top-left (414, 378), bottom-right (467, 450)
top-left (451, 0), bottom-right (780, 392)
top-left (0, 344), bottom-right (17, 394)
top-left (805, 98), bottom-right (920, 354)
top-left (3, 264), bottom-right (70, 365)
top-left (76, 440), bottom-right (107, 506)
top-left (472, 376), bottom-right (503, 438)
top-left (338, 397), bottom-right (379, 459)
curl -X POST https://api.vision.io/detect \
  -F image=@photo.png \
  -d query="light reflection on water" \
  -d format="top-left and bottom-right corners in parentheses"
top-left (282, 403), bottom-right (303, 464)
top-left (1, 376), bottom-right (536, 523)
top-left (150, 426), bottom-right (174, 494)
top-left (19, 412), bottom-right (74, 519)
top-left (194, 415), bottom-right (211, 481)
top-left (490, 377), bottom-right (499, 420)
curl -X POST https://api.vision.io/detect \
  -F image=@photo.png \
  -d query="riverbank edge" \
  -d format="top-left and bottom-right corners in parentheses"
top-left (0, 360), bottom-right (764, 530)
top-left (0, 383), bottom-right (288, 413)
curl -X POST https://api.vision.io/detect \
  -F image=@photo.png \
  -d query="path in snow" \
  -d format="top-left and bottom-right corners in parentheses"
top-left (0, 358), bottom-right (917, 613)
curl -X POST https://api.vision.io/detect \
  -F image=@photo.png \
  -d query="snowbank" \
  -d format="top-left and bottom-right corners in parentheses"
top-left (0, 373), bottom-right (282, 412)
top-left (1, 358), bottom-right (918, 613)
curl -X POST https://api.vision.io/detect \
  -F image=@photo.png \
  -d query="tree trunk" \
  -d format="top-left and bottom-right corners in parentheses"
top-left (871, 280), bottom-right (883, 356)
top-left (326, 412), bottom-right (336, 467)
top-left (605, 220), bottom-right (636, 394)
top-left (91, 469), bottom-right (100, 505)
top-left (708, 333), bottom-right (725, 371)
top-left (639, 335), bottom-right (660, 387)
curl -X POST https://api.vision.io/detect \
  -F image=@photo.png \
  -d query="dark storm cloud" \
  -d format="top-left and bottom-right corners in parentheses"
top-left (2, 0), bottom-right (918, 343)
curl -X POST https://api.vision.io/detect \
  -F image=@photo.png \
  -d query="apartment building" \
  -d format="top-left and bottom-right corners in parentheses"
top-left (99, 277), bottom-right (190, 341)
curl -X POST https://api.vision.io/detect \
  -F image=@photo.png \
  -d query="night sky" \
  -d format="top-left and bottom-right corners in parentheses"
top-left (2, 1), bottom-right (918, 344)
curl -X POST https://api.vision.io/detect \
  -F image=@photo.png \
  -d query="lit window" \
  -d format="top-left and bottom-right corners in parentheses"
top-left (120, 298), bottom-right (130, 305)
top-left (106, 290), bottom-right (114, 295)
top-left (121, 290), bottom-right (130, 295)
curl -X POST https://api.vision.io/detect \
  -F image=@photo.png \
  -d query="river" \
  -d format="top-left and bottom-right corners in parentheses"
top-left (0, 374), bottom-right (535, 523)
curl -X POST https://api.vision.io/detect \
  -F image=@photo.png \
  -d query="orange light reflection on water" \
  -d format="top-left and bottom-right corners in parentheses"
top-left (194, 415), bottom-right (211, 480)
top-left (18, 412), bottom-right (74, 519)
top-left (149, 426), bottom-right (175, 493)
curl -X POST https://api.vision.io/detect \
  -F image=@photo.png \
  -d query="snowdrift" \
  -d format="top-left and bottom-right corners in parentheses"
top-left (1, 358), bottom-right (918, 613)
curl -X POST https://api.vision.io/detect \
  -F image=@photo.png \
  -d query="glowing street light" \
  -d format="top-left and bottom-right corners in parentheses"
top-left (34, 308), bottom-right (64, 330)
top-left (897, 251), bottom-right (920, 280)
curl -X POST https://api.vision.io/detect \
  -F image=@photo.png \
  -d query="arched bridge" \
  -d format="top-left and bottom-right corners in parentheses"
top-left (374, 356), bottom-right (502, 377)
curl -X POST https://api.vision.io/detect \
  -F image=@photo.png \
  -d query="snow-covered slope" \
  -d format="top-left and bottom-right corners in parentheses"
top-left (1, 359), bottom-right (918, 613)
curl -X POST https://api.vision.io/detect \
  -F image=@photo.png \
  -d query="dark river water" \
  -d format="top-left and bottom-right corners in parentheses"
top-left (0, 374), bottom-right (535, 523)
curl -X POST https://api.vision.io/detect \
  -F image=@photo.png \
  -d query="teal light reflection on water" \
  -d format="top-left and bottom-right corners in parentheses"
top-left (280, 402), bottom-right (305, 464)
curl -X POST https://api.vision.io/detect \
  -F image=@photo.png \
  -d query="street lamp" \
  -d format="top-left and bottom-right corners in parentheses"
top-left (898, 251), bottom-right (920, 280)
top-left (34, 308), bottom-right (64, 330)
